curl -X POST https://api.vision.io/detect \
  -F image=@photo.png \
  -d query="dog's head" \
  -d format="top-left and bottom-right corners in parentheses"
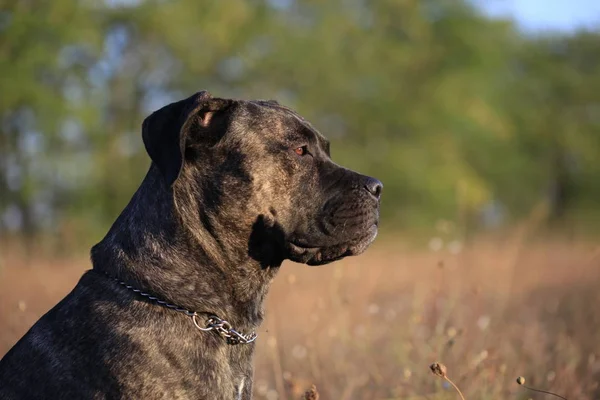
top-left (142, 91), bottom-right (382, 267)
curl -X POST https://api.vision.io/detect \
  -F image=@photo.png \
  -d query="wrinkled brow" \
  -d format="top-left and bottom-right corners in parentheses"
top-left (253, 100), bottom-right (331, 156)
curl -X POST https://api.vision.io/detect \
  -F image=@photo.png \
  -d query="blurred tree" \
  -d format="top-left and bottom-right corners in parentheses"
top-left (504, 31), bottom-right (600, 223)
top-left (1, 0), bottom-right (599, 251)
top-left (0, 0), bottom-right (102, 247)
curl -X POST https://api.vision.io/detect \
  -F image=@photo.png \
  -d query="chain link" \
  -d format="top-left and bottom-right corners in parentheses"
top-left (102, 271), bottom-right (257, 345)
top-left (192, 315), bottom-right (257, 345)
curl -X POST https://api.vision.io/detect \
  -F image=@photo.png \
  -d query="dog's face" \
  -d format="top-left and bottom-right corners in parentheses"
top-left (142, 91), bottom-right (381, 267)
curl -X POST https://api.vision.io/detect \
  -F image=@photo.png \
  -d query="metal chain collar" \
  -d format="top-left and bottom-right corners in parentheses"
top-left (102, 272), bottom-right (257, 345)
top-left (192, 315), bottom-right (258, 345)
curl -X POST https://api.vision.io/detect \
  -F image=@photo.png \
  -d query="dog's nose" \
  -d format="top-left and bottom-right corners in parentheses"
top-left (364, 177), bottom-right (383, 200)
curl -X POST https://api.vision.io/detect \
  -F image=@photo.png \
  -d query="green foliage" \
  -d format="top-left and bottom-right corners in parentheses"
top-left (0, 0), bottom-right (599, 247)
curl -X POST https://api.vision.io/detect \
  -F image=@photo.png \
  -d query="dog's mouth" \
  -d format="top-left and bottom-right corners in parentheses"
top-left (286, 223), bottom-right (378, 266)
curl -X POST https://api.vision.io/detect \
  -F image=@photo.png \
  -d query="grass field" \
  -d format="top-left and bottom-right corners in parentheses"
top-left (1, 235), bottom-right (599, 399)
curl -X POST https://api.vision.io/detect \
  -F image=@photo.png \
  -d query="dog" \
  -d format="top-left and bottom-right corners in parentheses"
top-left (0, 91), bottom-right (382, 399)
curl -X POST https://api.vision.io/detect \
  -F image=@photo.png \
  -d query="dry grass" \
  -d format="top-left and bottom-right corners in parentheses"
top-left (1, 235), bottom-right (599, 399)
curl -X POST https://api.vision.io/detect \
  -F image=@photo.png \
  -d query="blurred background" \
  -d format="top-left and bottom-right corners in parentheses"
top-left (1, 0), bottom-right (600, 399)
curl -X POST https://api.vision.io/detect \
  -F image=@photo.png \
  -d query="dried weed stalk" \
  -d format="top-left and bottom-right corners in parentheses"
top-left (429, 362), bottom-right (466, 400)
top-left (516, 376), bottom-right (568, 400)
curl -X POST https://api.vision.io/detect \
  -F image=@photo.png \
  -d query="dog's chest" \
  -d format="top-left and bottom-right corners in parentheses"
top-left (236, 377), bottom-right (245, 399)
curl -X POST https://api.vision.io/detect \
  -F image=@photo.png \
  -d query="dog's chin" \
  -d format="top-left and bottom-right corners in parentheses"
top-left (286, 224), bottom-right (378, 266)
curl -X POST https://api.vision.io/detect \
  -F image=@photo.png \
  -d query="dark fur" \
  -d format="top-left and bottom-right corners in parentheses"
top-left (0, 91), bottom-right (382, 399)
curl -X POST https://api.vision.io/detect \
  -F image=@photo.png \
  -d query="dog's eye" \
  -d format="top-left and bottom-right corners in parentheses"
top-left (294, 146), bottom-right (308, 156)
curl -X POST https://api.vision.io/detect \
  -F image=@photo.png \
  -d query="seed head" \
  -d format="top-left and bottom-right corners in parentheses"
top-left (515, 375), bottom-right (568, 400)
top-left (430, 362), bottom-right (447, 378)
top-left (429, 363), bottom-right (465, 400)
top-left (303, 384), bottom-right (319, 400)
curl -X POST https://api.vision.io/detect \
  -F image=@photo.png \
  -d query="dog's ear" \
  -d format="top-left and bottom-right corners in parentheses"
top-left (142, 91), bottom-right (232, 186)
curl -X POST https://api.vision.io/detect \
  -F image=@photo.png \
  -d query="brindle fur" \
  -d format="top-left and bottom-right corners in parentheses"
top-left (0, 91), bottom-right (382, 399)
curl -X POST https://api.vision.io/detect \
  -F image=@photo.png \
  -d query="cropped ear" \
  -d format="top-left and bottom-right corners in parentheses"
top-left (141, 90), bottom-right (231, 186)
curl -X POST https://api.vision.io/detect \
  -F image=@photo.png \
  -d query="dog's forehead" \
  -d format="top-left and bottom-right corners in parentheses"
top-left (237, 100), bottom-right (330, 150)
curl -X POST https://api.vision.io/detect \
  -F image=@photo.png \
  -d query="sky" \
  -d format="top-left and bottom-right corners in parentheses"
top-left (477, 0), bottom-right (600, 31)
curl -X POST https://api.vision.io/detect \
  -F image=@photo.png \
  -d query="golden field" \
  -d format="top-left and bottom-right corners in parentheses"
top-left (1, 234), bottom-right (599, 399)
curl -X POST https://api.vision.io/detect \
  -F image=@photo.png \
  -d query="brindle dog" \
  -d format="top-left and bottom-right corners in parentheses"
top-left (0, 91), bottom-right (382, 399)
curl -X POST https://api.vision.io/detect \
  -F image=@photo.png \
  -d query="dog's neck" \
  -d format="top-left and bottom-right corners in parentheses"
top-left (90, 166), bottom-right (279, 330)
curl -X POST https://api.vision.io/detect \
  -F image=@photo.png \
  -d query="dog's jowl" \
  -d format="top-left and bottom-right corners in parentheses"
top-left (0, 91), bottom-right (382, 399)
